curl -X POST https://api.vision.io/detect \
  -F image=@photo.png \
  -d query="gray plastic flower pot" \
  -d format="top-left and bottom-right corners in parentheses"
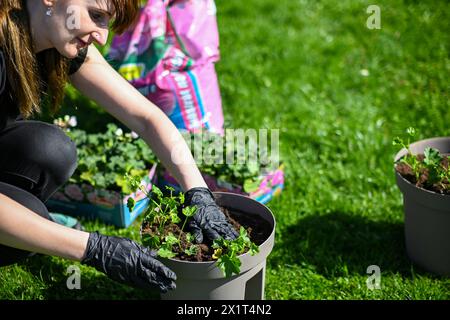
top-left (394, 136), bottom-right (450, 276)
top-left (157, 191), bottom-right (276, 300)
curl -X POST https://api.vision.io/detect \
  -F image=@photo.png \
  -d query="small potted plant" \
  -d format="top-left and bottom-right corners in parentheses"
top-left (393, 127), bottom-right (450, 276)
top-left (126, 177), bottom-right (276, 300)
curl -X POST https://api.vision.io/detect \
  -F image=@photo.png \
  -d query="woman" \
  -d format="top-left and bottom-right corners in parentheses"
top-left (0, 0), bottom-right (238, 293)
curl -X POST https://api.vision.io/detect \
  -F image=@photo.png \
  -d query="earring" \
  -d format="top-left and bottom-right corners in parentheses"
top-left (46, 7), bottom-right (53, 17)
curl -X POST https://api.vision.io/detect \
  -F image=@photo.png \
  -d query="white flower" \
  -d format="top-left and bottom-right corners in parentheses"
top-left (115, 128), bottom-right (123, 136)
top-left (131, 131), bottom-right (139, 139)
top-left (53, 115), bottom-right (77, 129)
top-left (360, 69), bottom-right (370, 77)
top-left (68, 116), bottom-right (77, 127)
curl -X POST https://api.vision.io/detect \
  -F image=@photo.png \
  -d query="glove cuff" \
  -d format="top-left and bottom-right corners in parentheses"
top-left (80, 231), bottom-right (101, 266)
top-left (184, 187), bottom-right (215, 206)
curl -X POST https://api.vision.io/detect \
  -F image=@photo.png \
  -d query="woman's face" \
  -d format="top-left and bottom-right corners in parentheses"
top-left (40, 0), bottom-right (114, 58)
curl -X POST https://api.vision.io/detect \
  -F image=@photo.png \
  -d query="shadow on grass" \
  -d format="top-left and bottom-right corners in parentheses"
top-left (18, 255), bottom-right (160, 300)
top-left (268, 212), bottom-right (438, 278)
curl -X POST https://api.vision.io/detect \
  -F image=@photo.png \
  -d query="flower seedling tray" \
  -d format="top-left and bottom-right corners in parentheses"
top-left (46, 164), bottom-right (157, 228)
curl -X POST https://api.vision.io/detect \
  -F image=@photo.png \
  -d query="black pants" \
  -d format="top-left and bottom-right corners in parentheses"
top-left (0, 120), bottom-right (77, 266)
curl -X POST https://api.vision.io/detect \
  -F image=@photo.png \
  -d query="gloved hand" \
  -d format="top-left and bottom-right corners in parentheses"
top-left (184, 187), bottom-right (239, 243)
top-left (81, 231), bottom-right (176, 293)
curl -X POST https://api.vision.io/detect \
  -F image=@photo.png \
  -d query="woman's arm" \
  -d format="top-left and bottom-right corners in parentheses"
top-left (69, 45), bottom-right (207, 191)
top-left (0, 193), bottom-right (176, 291)
top-left (0, 194), bottom-right (89, 261)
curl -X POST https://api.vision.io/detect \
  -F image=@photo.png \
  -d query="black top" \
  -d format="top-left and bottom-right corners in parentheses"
top-left (68, 47), bottom-right (88, 75)
top-left (0, 47), bottom-right (88, 131)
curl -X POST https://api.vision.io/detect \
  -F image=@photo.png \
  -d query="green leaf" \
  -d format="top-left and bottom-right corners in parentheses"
top-left (182, 206), bottom-right (197, 218)
top-left (152, 185), bottom-right (163, 200)
top-left (165, 186), bottom-right (176, 193)
top-left (406, 127), bottom-right (416, 137)
top-left (217, 254), bottom-right (241, 278)
top-left (243, 178), bottom-right (261, 193)
top-left (164, 233), bottom-right (180, 246)
top-left (80, 171), bottom-right (94, 185)
top-left (157, 247), bottom-right (177, 258)
top-left (185, 233), bottom-right (195, 244)
top-left (239, 227), bottom-right (251, 244)
top-left (116, 176), bottom-right (131, 194)
top-left (184, 245), bottom-right (198, 256)
top-left (212, 238), bottom-right (227, 249)
top-left (178, 192), bottom-right (185, 205)
top-left (127, 197), bottom-right (135, 212)
top-left (142, 234), bottom-right (160, 249)
top-left (427, 167), bottom-right (441, 185)
top-left (392, 137), bottom-right (403, 146)
top-left (249, 242), bottom-right (260, 256)
top-left (170, 211), bottom-right (181, 224)
top-left (424, 147), bottom-right (442, 166)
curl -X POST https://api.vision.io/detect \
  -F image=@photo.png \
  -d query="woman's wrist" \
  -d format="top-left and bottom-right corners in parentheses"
top-left (180, 169), bottom-right (208, 191)
top-left (72, 229), bottom-right (91, 261)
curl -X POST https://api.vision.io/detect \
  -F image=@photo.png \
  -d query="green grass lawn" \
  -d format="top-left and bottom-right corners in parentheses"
top-left (1, 0), bottom-right (449, 299)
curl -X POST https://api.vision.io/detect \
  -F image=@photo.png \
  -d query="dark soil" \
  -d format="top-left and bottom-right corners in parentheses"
top-left (140, 207), bottom-right (273, 262)
top-left (395, 153), bottom-right (450, 195)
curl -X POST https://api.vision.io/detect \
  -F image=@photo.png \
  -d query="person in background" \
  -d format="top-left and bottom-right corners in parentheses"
top-left (0, 0), bottom-right (237, 293)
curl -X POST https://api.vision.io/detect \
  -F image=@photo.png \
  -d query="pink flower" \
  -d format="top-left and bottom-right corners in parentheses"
top-left (87, 192), bottom-right (98, 203)
top-left (64, 184), bottom-right (84, 202)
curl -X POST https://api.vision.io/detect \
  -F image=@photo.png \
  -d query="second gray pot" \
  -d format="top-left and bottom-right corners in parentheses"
top-left (395, 136), bottom-right (450, 276)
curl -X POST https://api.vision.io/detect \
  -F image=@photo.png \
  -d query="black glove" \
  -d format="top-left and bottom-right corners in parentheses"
top-left (81, 232), bottom-right (177, 293)
top-left (184, 187), bottom-right (239, 243)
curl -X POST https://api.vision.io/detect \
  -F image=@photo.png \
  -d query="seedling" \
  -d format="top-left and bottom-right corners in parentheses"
top-left (172, 131), bottom-right (278, 192)
top-left (393, 127), bottom-right (422, 181)
top-left (212, 227), bottom-right (260, 277)
top-left (128, 176), bottom-right (260, 277)
top-left (65, 123), bottom-right (158, 193)
top-left (394, 127), bottom-right (450, 192)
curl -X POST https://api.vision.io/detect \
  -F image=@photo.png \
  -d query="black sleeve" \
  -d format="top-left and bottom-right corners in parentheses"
top-left (0, 49), bottom-right (6, 95)
top-left (68, 47), bottom-right (88, 76)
